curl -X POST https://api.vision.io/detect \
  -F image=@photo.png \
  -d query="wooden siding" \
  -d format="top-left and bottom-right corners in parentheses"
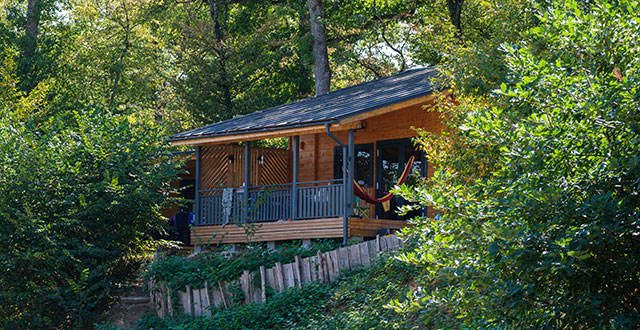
top-left (298, 101), bottom-right (444, 218)
top-left (348, 218), bottom-right (411, 237)
top-left (305, 102), bottom-right (444, 182)
top-left (191, 218), bottom-right (410, 244)
top-left (192, 218), bottom-right (344, 244)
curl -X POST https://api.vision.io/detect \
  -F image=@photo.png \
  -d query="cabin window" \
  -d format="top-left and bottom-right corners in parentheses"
top-left (333, 143), bottom-right (374, 186)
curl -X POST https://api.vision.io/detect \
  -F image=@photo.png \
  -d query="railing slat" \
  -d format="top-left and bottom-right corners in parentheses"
top-left (197, 182), bottom-right (344, 225)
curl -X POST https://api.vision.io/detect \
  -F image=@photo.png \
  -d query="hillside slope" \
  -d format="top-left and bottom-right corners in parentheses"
top-left (119, 255), bottom-right (422, 330)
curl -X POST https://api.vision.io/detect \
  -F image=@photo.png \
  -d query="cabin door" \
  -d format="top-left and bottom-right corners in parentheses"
top-left (375, 138), bottom-right (427, 220)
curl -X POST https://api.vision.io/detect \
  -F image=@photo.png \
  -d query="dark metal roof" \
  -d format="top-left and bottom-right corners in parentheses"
top-left (168, 67), bottom-right (441, 142)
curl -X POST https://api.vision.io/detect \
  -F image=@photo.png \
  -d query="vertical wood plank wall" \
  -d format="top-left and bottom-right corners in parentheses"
top-left (297, 103), bottom-right (444, 218)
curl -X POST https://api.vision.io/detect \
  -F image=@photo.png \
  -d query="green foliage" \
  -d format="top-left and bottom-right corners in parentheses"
top-left (0, 58), bottom-right (181, 329)
top-left (410, 0), bottom-right (536, 95)
top-left (145, 239), bottom-right (341, 294)
top-left (396, 0), bottom-right (640, 328)
top-left (292, 256), bottom-right (423, 330)
top-left (137, 284), bottom-right (331, 330)
top-left (138, 253), bottom-right (423, 330)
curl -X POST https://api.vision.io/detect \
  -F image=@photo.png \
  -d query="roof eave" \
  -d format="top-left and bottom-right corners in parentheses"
top-left (167, 118), bottom-right (339, 145)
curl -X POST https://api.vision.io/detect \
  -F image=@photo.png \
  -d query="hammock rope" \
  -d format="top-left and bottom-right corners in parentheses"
top-left (353, 155), bottom-right (415, 204)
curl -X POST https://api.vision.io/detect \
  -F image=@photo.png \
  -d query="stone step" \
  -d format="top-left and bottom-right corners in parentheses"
top-left (120, 296), bottom-right (150, 304)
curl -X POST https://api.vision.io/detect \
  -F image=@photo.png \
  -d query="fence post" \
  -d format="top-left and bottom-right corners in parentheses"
top-left (294, 255), bottom-right (303, 288)
top-left (260, 266), bottom-right (267, 302)
top-left (218, 281), bottom-right (228, 309)
top-left (317, 250), bottom-right (325, 283)
top-left (275, 262), bottom-right (285, 292)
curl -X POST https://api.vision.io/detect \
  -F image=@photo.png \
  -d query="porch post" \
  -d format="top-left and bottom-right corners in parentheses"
top-left (291, 135), bottom-right (299, 221)
top-left (342, 144), bottom-right (348, 243)
top-left (348, 129), bottom-right (355, 217)
top-left (244, 143), bottom-right (250, 219)
top-left (324, 123), bottom-right (348, 245)
top-left (195, 146), bottom-right (201, 226)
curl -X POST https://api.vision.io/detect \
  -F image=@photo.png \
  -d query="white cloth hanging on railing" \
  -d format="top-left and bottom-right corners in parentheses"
top-left (222, 188), bottom-right (233, 227)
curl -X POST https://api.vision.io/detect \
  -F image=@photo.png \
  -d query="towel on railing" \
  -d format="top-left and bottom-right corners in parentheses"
top-left (222, 188), bottom-right (233, 227)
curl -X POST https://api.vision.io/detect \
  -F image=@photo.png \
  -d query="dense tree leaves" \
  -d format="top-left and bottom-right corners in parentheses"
top-left (396, 0), bottom-right (640, 328)
top-left (0, 58), bottom-right (181, 329)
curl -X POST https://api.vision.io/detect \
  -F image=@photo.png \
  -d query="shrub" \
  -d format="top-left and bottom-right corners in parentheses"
top-left (293, 256), bottom-right (422, 330)
top-left (395, 0), bottom-right (640, 328)
top-left (0, 70), bottom-right (180, 329)
top-left (136, 283), bottom-right (331, 330)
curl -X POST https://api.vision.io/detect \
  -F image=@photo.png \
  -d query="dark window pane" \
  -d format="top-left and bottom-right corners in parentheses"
top-left (355, 150), bottom-right (371, 186)
top-left (334, 144), bottom-right (373, 185)
top-left (405, 145), bottom-right (423, 187)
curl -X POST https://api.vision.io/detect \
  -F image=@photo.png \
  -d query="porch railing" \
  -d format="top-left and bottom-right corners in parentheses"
top-left (197, 179), bottom-right (344, 226)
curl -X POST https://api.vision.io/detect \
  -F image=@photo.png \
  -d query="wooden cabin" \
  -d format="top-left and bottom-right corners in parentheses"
top-left (168, 67), bottom-right (447, 245)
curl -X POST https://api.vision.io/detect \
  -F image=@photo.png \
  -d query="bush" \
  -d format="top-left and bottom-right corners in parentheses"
top-left (137, 283), bottom-right (331, 330)
top-left (0, 66), bottom-right (180, 329)
top-left (293, 256), bottom-right (422, 330)
top-left (395, 0), bottom-right (640, 328)
top-left (138, 254), bottom-right (422, 330)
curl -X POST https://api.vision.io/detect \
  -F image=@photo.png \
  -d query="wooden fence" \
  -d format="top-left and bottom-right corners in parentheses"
top-left (149, 235), bottom-right (402, 318)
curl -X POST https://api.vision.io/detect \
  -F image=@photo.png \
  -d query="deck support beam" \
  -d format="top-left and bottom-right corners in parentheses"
top-left (348, 129), bottom-right (355, 220)
top-left (195, 146), bottom-right (202, 225)
top-left (291, 136), bottom-right (299, 221)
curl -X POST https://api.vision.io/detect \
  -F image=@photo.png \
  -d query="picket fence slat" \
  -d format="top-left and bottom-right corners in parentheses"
top-left (283, 263), bottom-right (295, 288)
top-left (294, 256), bottom-right (303, 288)
top-left (275, 262), bottom-right (285, 292)
top-left (360, 243), bottom-right (371, 267)
top-left (337, 247), bottom-right (349, 270)
top-left (301, 257), bottom-right (311, 283)
top-left (259, 266), bottom-right (267, 302)
top-left (203, 283), bottom-right (211, 315)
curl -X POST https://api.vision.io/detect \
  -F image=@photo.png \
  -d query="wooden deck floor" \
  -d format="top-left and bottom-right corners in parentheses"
top-left (191, 217), bottom-right (410, 244)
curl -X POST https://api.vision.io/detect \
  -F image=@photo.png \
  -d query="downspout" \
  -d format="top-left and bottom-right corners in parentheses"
top-left (325, 123), bottom-right (348, 245)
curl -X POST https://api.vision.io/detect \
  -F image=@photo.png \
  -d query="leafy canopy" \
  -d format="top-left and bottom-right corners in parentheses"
top-left (0, 56), bottom-right (181, 329)
top-left (395, 0), bottom-right (640, 328)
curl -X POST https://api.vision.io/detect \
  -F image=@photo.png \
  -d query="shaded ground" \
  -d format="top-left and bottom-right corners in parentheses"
top-left (105, 284), bottom-right (151, 329)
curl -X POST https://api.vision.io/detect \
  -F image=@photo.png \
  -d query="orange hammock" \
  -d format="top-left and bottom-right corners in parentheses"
top-left (353, 155), bottom-right (415, 204)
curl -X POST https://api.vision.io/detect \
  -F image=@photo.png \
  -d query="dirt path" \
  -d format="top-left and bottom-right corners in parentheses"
top-left (105, 285), bottom-right (152, 329)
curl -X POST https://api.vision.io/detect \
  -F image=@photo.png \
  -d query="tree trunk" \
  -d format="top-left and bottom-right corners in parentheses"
top-left (21, 0), bottom-right (42, 91)
top-left (25, 0), bottom-right (42, 59)
top-left (207, 0), bottom-right (233, 116)
top-left (307, 0), bottom-right (330, 96)
top-left (446, 0), bottom-right (464, 41)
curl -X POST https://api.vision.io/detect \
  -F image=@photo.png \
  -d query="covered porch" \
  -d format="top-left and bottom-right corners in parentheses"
top-left (189, 124), bottom-right (406, 245)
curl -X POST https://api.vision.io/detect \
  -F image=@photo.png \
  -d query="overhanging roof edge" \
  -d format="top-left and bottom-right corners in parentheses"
top-left (166, 118), bottom-right (339, 143)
